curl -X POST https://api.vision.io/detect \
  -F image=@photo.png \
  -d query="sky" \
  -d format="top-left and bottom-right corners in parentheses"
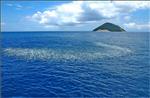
top-left (1, 1), bottom-right (150, 32)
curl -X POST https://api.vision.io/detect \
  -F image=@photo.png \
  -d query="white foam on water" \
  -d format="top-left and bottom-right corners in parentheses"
top-left (3, 42), bottom-right (132, 61)
top-left (3, 48), bottom-right (77, 60)
top-left (3, 48), bottom-right (102, 61)
top-left (95, 42), bottom-right (132, 52)
top-left (94, 42), bottom-right (132, 57)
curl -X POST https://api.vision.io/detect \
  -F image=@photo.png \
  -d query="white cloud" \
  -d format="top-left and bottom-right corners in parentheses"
top-left (7, 4), bottom-right (13, 7)
top-left (16, 4), bottom-right (22, 8)
top-left (124, 16), bottom-right (131, 21)
top-left (124, 22), bottom-right (150, 30)
top-left (1, 22), bottom-right (5, 26)
top-left (16, 4), bottom-right (23, 9)
top-left (6, 3), bottom-right (23, 10)
top-left (28, 1), bottom-right (150, 27)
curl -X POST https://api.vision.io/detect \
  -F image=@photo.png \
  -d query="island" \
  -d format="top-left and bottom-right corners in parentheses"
top-left (93, 22), bottom-right (126, 32)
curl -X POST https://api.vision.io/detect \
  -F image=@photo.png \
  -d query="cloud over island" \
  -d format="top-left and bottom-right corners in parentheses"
top-left (1, 1), bottom-right (150, 31)
top-left (28, 1), bottom-right (150, 28)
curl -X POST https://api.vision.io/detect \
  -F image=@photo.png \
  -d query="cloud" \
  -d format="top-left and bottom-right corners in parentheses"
top-left (16, 4), bottom-right (23, 9)
top-left (7, 4), bottom-right (13, 7)
top-left (28, 1), bottom-right (150, 27)
top-left (124, 16), bottom-right (131, 21)
top-left (6, 3), bottom-right (23, 10)
top-left (1, 22), bottom-right (5, 26)
top-left (124, 22), bottom-right (150, 30)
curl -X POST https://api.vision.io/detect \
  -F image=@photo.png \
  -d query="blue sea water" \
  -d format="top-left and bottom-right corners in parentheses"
top-left (1, 31), bottom-right (150, 97)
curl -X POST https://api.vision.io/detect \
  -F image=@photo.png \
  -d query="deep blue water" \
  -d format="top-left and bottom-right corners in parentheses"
top-left (1, 31), bottom-right (150, 97)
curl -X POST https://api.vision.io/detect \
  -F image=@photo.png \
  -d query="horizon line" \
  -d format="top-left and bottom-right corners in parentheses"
top-left (1, 31), bottom-right (150, 33)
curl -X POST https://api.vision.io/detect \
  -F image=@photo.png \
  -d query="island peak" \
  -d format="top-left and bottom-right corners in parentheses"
top-left (93, 22), bottom-right (126, 32)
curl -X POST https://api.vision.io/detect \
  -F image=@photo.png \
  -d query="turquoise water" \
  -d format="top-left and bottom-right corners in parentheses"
top-left (1, 31), bottom-right (150, 97)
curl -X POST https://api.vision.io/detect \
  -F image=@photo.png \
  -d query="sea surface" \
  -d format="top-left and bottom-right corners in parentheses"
top-left (1, 31), bottom-right (150, 97)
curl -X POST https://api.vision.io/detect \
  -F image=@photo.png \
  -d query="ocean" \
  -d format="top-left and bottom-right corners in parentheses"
top-left (1, 31), bottom-right (150, 97)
